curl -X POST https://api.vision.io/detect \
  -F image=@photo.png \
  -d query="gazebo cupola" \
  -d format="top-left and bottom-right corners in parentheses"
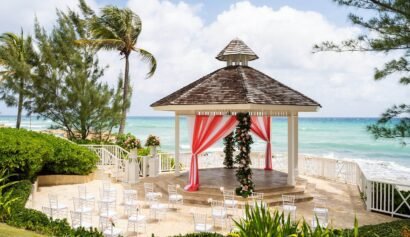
top-left (151, 38), bottom-right (321, 191)
top-left (216, 38), bottom-right (258, 66)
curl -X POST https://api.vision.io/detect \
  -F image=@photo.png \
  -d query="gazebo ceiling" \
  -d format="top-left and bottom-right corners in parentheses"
top-left (151, 38), bottom-right (321, 114)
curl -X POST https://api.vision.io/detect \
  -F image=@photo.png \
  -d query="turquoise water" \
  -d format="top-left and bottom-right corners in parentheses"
top-left (1, 116), bottom-right (409, 168)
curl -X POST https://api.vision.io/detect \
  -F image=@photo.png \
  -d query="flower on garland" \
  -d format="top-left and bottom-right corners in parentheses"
top-left (234, 112), bottom-right (254, 198)
top-left (223, 132), bottom-right (235, 169)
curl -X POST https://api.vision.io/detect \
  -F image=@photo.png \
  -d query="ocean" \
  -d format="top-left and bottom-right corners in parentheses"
top-left (1, 115), bottom-right (410, 180)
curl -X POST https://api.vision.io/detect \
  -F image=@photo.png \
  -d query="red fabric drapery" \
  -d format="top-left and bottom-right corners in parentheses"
top-left (250, 116), bottom-right (272, 170)
top-left (185, 115), bottom-right (238, 191)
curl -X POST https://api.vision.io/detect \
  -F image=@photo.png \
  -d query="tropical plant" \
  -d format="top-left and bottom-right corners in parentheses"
top-left (77, 0), bottom-right (157, 135)
top-left (314, 0), bottom-right (410, 145)
top-left (28, 7), bottom-right (122, 140)
top-left (0, 170), bottom-right (20, 221)
top-left (0, 31), bottom-right (36, 129)
top-left (233, 203), bottom-right (359, 237)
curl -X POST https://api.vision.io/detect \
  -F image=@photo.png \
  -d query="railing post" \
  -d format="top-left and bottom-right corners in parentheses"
top-left (366, 180), bottom-right (372, 211)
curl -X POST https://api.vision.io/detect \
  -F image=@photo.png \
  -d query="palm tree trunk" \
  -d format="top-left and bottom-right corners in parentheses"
top-left (16, 79), bottom-right (24, 129)
top-left (119, 54), bottom-right (130, 135)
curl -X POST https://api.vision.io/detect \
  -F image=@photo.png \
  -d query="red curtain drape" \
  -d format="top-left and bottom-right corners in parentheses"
top-left (250, 116), bottom-right (272, 170)
top-left (185, 115), bottom-right (238, 191)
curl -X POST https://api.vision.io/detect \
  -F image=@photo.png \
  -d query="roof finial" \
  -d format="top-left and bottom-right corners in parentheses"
top-left (216, 38), bottom-right (258, 66)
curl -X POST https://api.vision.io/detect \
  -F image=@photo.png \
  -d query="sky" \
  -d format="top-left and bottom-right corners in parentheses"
top-left (0, 0), bottom-right (408, 117)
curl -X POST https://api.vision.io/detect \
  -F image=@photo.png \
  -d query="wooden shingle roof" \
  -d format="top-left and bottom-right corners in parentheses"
top-left (216, 38), bottom-right (258, 61)
top-left (151, 65), bottom-right (321, 108)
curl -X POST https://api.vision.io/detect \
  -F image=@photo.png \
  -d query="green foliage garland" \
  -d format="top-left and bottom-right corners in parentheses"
top-left (223, 132), bottom-right (235, 169)
top-left (234, 113), bottom-right (254, 197)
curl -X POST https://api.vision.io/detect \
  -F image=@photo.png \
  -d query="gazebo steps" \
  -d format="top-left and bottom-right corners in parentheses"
top-left (153, 177), bottom-right (312, 206)
top-left (176, 193), bottom-right (313, 207)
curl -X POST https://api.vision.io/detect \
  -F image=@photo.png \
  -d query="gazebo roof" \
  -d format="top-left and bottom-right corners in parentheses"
top-left (216, 38), bottom-right (258, 62)
top-left (151, 65), bottom-right (321, 113)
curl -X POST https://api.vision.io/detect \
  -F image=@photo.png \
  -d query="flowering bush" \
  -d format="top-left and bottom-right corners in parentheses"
top-left (145, 134), bottom-right (160, 147)
top-left (116, 133), bottom-right (141, 151)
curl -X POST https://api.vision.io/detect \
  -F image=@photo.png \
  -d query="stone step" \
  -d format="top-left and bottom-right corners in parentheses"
top-left (181, 193), bottom-right (313, 206)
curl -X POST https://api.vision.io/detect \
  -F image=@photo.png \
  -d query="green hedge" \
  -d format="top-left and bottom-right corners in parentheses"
top-left (5, 179), bottom-right (102, 237)
top-left (0, 129), bottom-right (51, 180)
top-left (170, 234), bottom-right (224, 237)
top-left (0, 128), bottom-right (98, 180)
top-left (353, 219), bottom-right (410, 237)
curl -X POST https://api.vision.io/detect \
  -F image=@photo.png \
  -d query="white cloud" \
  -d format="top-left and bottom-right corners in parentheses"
top-left (0, 0), bottom-right (408, 117)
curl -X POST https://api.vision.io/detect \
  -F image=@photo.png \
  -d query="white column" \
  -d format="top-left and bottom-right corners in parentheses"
top-left (293, 113), bottom-right (299, 177)
top-left (287, 113), bottom-right (295, 186)
top-left (175, 114), bottom-right (180, 176)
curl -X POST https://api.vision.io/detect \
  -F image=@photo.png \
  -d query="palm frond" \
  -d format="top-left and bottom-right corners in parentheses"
top-left (75, 39), bottom-right (125, 51)
top-left (134, 48), bottom-right (157, 78)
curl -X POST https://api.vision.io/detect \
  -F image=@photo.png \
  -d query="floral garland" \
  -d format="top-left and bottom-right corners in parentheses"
top-left (234, 112), bottom-right (254, 197)
top-left (145, 134), bottom-right (161, 147)
top-left (223, 132), bottom-right (235, 169)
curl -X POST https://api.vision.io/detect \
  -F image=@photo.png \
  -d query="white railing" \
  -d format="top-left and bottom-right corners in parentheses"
top-left (157, 150), bottom-right (410, 218)
top-left (157, 151), bottom-right (289, 172)
top-left (82, 145), bottom-right (409, 218)
top-left (82, 144), bottom-right (144, 180)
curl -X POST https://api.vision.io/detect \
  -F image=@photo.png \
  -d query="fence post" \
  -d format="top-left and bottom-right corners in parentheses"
top-left (366, 180), bottom-right (372, 211)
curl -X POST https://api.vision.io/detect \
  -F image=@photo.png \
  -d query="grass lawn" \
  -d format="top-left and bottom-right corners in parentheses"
top-left (0, 223), bottom-right (45, 237)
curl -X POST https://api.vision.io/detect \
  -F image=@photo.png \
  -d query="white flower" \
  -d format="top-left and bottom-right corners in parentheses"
top-left (219, 187), bottom-right (224, 193)
top-left (207, 198), bottom-right (213, 203)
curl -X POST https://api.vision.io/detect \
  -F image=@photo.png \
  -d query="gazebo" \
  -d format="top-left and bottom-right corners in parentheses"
top-left (151, 38), bottom-right (320, 191)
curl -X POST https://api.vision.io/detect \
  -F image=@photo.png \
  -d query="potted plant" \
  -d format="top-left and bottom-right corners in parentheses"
top-left (145, 135), bottom-right (160, 157)
top-left (145, 135), bottom-right (161, 177)
top-left (116, 133), bottom-right (141, 154)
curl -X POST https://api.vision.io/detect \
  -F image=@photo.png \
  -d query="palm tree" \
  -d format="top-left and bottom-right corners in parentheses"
top-left (0, 31), bottom-right (35, 129)
top-left (77, 1), bottom-right (157, 135)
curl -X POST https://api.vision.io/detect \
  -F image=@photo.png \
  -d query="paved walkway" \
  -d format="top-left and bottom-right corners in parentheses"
top-left (27, 171), bottom-right (396, 237)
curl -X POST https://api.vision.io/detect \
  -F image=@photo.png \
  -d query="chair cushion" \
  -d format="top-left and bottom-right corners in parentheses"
top-left (212, 209), bottom-right (227, 218)
top-left (128, 215), bottom-right (146, 222)
top-left (224, 200), bottom-right (238, 206)
top-left (169, 194), bottom-right (183, 201)
top-left (313, 207), bottom-right (328, 213)
top-left (146, 192), bottom-right (162, 199)
top-left (51, 204), bottom-right (67, 210)
top-left (103, 227), bottom-right (122, 236)
top-left (195, 223), bottom-right (213, 232)
top-left (100, 210), bottom-right (117, 218)
top-left (283, 205), bottom-right (296, 211)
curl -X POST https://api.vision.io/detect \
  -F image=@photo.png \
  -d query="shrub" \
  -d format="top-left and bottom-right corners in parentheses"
top-left (0, 128), bottom-right (98, 179)
top-left (39, 133), bottom-right (99, 175)
top-left (5, 178), bottom-right (103, 236)
top-left (0, 170), bottom-right (21, 221)
top-left (348, 219), bottom-right (410, 237)
top-left (0, 128), bottom-right (52, 180)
